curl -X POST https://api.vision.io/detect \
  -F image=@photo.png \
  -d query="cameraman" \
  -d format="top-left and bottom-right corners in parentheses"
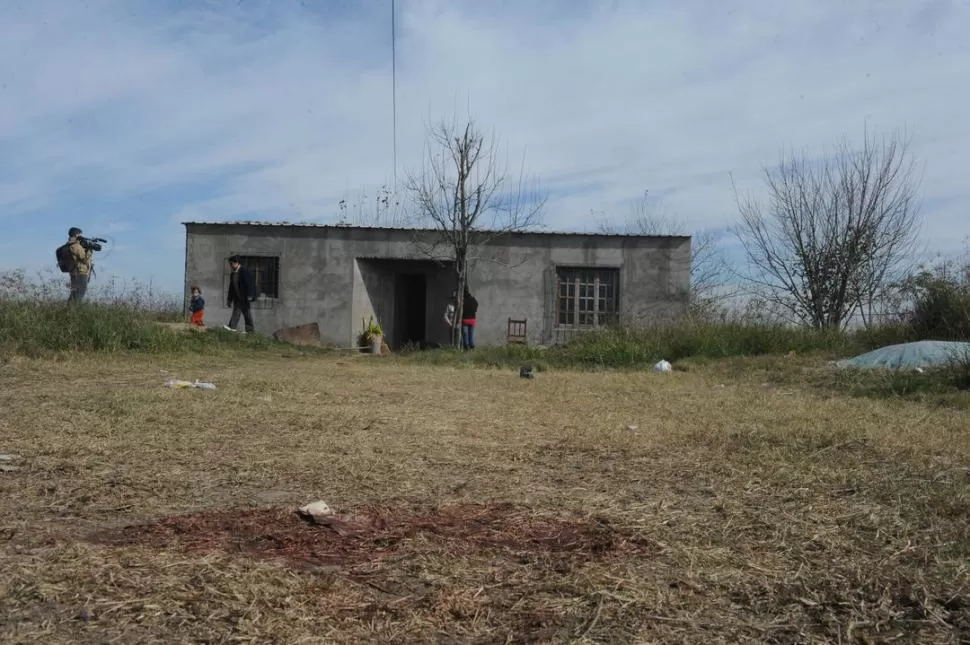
top-left (66, 227), bottom-right (94, 303)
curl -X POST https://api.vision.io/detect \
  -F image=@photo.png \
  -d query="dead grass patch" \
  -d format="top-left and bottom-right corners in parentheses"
top-left (2, 353), bottom-right (970, 643)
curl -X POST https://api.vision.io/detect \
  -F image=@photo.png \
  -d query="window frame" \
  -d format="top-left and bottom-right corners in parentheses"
top-left (224, 253), bottom-right (281, 309)
top-left (554, 266), bottom-right (620, 329)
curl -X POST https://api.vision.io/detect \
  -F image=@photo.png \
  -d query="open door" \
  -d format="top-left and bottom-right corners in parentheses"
top-left (393, 273), bottom-right (427, 348)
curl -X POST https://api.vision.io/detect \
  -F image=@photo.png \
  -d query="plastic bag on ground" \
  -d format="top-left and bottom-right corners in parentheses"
top-left (654, 359), bottom-right (672, 373)
top-left (165, 379), bottom-right (217, 390)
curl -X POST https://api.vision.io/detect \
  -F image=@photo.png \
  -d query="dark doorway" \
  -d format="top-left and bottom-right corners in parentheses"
top-left (394, 273), bottom-right (426, 348)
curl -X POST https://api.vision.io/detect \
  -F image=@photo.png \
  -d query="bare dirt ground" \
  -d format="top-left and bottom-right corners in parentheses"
top-left (1, 353), bottom-right (969, 644)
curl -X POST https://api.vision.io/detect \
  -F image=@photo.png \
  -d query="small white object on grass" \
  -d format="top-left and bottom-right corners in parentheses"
top-left (654, 360), bottom-right (672, 373)
top-left (164, 379), bottom-right (216, 390)
top-left (299, 500), bottom-right (335, 519)
top-left (626, 425), bottom-right (639, 433)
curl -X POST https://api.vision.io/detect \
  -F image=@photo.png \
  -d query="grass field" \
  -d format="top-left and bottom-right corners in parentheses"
top-left (1, 351), bottom-right (969, 644)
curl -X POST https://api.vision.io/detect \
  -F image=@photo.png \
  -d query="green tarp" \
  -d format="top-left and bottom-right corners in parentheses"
top-left (836, 340), bottom-right (970, 370)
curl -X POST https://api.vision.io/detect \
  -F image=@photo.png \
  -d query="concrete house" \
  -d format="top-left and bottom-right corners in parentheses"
top-left (183, 221), bottom-right (691, 348)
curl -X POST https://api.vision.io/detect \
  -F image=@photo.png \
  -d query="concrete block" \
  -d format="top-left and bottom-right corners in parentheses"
top-left (272, 322), bottom-right (322, 346)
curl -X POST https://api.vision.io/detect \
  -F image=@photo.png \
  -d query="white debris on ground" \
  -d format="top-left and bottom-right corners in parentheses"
top-left (654, 359), bottom-right (673, 373)
top-left (164, 379), bottom-right (217, 390)
top-left (298, 500), bottom-right (335, 522)
top-left (0, 453), bottom-right (20, 473)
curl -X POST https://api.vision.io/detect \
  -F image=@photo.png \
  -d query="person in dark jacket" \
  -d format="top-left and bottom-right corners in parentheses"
top-left (460, 287), bottom-right (478, 350)
top-left (224, 256), bottom-right (257, 333)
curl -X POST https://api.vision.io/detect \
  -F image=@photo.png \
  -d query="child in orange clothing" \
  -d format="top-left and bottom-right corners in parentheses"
top-left (189, 286), bottom-right (205, 326)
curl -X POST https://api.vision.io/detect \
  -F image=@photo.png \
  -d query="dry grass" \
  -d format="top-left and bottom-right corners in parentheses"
top-left (1, 353), bottom-right (969, 644)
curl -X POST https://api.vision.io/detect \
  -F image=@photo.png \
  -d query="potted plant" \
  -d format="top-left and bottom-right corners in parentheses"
top-left (358, 316), bottom-right (384, 355)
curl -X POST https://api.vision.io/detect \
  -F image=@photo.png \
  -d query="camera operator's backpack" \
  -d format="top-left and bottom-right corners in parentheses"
top-left (55, 243), bottom-right (74, 273)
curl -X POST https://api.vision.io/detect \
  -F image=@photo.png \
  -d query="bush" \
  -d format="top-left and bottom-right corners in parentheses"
top-left (904, 270), bottom-right (970, 340)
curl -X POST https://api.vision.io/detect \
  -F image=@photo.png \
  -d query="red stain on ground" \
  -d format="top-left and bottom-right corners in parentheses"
top-left (91, 502), bottom-right (648, 567)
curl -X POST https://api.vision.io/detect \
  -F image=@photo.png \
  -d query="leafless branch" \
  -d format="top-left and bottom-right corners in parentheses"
top-left (732, 127), bottom-right (922, 329)
top-left (598, 194), bottom-right (732, 316)
top-left (405, 115), bottom-right (545, 346)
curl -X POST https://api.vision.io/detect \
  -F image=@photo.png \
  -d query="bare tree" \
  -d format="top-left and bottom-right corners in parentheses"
top-left (406, 117), bottom-right (545, 346)
top-left (597, 193), bottom-right (730, 316)
top-left (733, 128), bottom-right (921, 329)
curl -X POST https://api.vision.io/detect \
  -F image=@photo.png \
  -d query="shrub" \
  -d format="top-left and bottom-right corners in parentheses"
top-left (904, 270), bottom-right (970, 340)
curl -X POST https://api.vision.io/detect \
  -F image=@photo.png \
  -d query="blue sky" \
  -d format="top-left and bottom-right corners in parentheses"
top-left (1, 0), bottom-right (968, 296)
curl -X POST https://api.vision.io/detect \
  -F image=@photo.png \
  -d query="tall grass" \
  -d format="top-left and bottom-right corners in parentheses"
top-left (554, 323), bottom-right (857, 364)
top-left (0, 300), bottom-right (183, 354)
top-left (0, 269), bottom-right (296, 357)
top-left (0, 268), bottom-right (182, 320)
top-left (402, 322), bottom-right (878, 371)
top-left (0, 300), bottom-right (301, 357)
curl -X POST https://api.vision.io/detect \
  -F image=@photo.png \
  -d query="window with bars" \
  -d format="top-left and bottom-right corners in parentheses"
top-left (555, 267), bottom-right (620, 327)
top-left (224, 255), bottom-right (280, 307)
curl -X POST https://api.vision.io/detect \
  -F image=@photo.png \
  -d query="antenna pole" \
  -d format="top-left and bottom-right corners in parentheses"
top-left (392, 0), bottom-right (398, 191)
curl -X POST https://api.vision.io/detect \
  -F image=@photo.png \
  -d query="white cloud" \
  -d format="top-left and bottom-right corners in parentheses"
top-left (1, 0), bottom-right (968, 291)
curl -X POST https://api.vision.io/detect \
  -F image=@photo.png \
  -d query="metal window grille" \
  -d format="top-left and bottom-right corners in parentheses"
top-left (555, 267), bottom-right (620, 329)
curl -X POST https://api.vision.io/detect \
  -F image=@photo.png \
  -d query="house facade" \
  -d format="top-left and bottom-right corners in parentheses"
top-left (182, 221), bottom-right (691, 348)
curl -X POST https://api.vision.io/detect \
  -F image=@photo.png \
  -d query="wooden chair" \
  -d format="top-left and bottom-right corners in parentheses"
top-left (507, 317), bottom-right (527, 345)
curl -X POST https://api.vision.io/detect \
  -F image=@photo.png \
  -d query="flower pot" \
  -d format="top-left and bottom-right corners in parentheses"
top-left (369, 334), bottom-right (383, 355)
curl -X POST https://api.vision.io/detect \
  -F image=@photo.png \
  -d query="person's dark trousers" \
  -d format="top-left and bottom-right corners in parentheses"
top-left (68, 272), bottom-right (89, 303)
top-left (229, 302), bottom-right (255, 333)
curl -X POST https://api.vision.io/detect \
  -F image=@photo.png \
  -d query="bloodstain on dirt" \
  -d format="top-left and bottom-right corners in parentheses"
top-left (90, 502), bottom-right (649, 567)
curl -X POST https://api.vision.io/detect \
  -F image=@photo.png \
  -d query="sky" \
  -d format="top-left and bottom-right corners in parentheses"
top-left (1, 0), bottom-right (968, 296)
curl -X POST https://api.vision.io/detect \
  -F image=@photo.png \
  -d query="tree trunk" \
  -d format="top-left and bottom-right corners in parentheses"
top-left (453, 267), bottom-right (466, 349)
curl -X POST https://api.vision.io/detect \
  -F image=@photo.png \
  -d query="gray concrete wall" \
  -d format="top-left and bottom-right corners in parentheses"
top-left (183, 223), bottom-right (690, 347)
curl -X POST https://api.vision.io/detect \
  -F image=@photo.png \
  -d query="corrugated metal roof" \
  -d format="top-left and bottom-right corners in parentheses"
top-left (181, 220), bottom-right (689, 239)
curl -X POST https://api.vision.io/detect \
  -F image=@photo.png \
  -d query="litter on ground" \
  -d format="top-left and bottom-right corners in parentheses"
top-left (298, 500), bottom-right (335, 522)
top-left (0, 453), bottom-right (20, 472)
top-left (654, 359), bottom-right (672, 373)
top-left (835, 340), bottom-right (970, 370)
top-left (164, 379), bottom-right (217, 390)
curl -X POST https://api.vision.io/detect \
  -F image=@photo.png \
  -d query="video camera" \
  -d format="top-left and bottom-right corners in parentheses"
top-left (78, 236), bottom-right (107, 252)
